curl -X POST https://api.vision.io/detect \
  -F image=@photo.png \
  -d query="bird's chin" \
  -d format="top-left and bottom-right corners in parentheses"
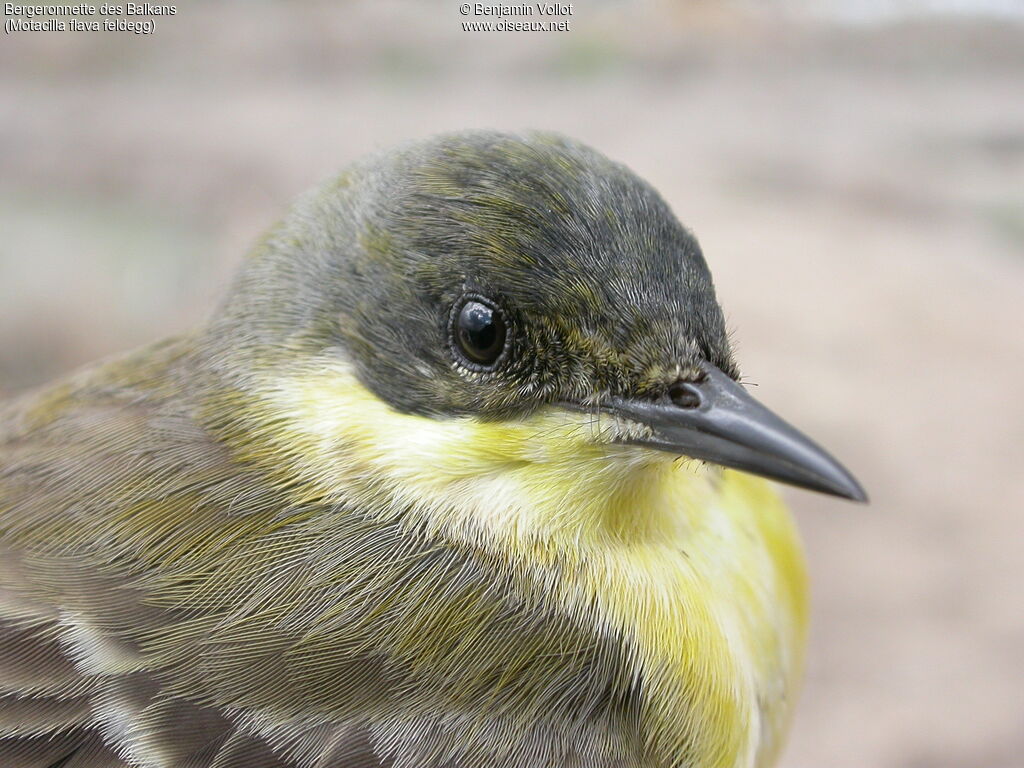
top-left (538, 407), bottom-right (681, 472)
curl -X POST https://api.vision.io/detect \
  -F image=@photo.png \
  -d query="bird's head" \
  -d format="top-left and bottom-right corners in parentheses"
top-left (203, 131), bottom-right (863, 546)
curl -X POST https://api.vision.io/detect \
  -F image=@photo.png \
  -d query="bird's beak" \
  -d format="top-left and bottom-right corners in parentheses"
top-left (602, 361), bottom-right (867, 502)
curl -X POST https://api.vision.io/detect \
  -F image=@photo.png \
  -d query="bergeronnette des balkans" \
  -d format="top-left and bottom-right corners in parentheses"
top-left (3, 3), bottom-right (176, 15)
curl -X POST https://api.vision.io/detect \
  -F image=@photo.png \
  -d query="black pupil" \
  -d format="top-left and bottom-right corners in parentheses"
top-left (457, 301), bottom-right (505, 365)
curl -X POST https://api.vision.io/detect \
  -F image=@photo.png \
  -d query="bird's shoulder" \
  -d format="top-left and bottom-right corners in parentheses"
top-left (0, 338), bottom-right (396, 767)
top-left (0, 335), bottom-right (195, 449)
top-left (0, 336), bottom-right (210, 541)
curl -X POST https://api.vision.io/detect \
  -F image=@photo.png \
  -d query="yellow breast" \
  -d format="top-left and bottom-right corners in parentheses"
top-left (246, 358), bottom-right (809, 768)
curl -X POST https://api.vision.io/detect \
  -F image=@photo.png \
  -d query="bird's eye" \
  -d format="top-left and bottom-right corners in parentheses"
top-left (452, 297), bottom-right (508, 369)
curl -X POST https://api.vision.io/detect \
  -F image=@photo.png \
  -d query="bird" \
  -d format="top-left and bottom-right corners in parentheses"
top-left (0, 130), bottom-right (865, 768)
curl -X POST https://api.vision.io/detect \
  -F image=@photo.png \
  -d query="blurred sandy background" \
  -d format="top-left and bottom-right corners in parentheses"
top-left (2, 1), bottom-right (1023, 766)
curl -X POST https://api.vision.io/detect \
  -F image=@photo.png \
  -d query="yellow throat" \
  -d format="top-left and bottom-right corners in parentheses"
top-left (243, 355), bottom-right (808, 768)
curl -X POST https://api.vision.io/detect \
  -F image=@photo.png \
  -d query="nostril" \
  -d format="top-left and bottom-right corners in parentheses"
top-left (669, 381), bottom-right (703, 409)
